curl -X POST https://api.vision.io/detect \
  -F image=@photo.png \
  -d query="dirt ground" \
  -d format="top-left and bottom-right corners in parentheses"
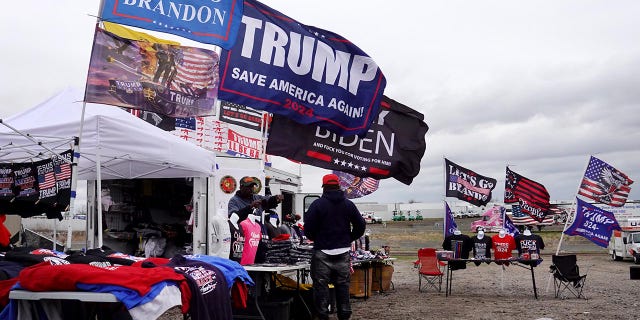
top-left (349, 254), bottom-right (640, 320)
top-left (157, 219), bottom-right (639, 320)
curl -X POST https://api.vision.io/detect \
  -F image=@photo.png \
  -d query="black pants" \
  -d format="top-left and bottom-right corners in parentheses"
top-left (311, 250), bottom-right (351, 320)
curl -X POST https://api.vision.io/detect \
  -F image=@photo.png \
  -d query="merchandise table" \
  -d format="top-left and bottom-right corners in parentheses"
top-left (242, 263), bottom-right (311, 320)
top-left (8, 290), bottom-right (123, 319)
top-left (439, 258), bottom-right (543, 299)
top-left (350, 258), bottom-right (396, 300)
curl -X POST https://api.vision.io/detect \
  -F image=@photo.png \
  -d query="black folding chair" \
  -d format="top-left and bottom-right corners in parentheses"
top-left (549, 254), bottom-right (588, 299)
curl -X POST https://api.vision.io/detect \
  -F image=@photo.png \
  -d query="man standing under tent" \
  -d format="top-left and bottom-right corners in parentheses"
top-left (227, 176), bottom-right (283, 223)
top-left (304, 174), bottom-right (366, 320)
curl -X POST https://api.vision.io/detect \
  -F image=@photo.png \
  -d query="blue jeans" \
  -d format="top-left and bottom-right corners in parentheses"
top-left (311, 250), bottom-right (351, 320)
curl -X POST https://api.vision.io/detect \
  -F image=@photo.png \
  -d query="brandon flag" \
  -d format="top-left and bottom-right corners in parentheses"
top-left (218, 0), bottom-right (386, 137)
top-left (504, 167), bottom-right (550, 223)
top-left (578, 156), bottom-right (634, 207)
top-left (266, 96), bottom-right (428, 185)
top-left (100, 0), bottom-right (243, 49)
top-left (445, 159), bottom-right (497, 207)
top-left (564, 197), bottom-right (621, 248)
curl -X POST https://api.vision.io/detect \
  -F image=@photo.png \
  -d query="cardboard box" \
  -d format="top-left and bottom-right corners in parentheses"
top-left (349, 267), bottom-right (372, 298)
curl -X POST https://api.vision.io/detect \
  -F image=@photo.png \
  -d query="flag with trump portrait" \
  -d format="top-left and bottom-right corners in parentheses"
top-left (85, 27), bottom-right (219, 118)
top-left (444, 159), bottom-right (497, 207)
top-left (578, 156), bottom-right (634, 207)
top-left (504, 167), bottom-right (550, 223)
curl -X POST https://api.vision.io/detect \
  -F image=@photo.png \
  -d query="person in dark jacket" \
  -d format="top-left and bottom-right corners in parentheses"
top-left (304, 174), bottom-right (366, 320)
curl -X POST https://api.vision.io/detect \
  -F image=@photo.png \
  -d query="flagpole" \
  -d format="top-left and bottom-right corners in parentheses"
top-left (545, 156), bottom-right (591, 293)
top-left (443, 157), bottom-right (447, 240)
top-left (554, 156), bottom-right (592, 255)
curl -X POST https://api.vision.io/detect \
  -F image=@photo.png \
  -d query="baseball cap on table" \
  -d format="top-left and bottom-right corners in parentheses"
top-left (322, 174), bottom-right (340, 187)
top-left (240, 176), bottom-right (257, 188)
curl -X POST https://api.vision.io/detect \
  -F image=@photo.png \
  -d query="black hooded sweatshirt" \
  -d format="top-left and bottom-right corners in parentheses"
top-left (303, 189), bottom-right (366, 250)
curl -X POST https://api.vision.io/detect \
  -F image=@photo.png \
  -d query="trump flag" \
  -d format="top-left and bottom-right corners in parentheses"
top-left (445, 202), bottom-right (458, 237)
top-left (218, 0), bottom-right (386, 136)
top-left (564, 197), bottom-right (621, 248)
top-left (578, 156), bottom-right (634, 207)
top-left (85, 27), bottom-right (219, 117)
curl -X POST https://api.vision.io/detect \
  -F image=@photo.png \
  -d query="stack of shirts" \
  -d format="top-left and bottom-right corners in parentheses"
top-left (289, 244), bottom-right (313, 264)
top-left (264, 239), bottom-right (292, 264)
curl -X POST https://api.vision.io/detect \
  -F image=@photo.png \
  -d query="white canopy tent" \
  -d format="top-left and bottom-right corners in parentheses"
top-left (0, 87), bottom-right (217, 248)
top-left (0, 87), bottom-right (216, 180)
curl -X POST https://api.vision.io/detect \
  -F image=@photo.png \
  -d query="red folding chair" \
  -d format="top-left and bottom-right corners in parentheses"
top-left (415, 248), bottom-right (445, 292)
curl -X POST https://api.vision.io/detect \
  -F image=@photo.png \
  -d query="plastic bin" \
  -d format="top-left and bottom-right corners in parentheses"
top-left (261, 297), bottom-right (293, 320)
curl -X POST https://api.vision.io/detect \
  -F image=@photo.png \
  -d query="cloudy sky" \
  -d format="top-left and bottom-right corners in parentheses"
top-left (1, 1), bottom-right (639, 205)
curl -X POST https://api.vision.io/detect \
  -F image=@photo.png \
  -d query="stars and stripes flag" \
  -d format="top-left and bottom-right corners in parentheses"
top-left (333, 170), bottom-right (379, 199)
top-left (578, 156), bottom-right (634, 207)
top-left (504, 167), bottom-right (550, 223)
top-left (510, 204), bottom-right (555, 225)
top-left (54, 163), bottom-right (71, 181)
top-left (38, 172), bottom-right (56, 189)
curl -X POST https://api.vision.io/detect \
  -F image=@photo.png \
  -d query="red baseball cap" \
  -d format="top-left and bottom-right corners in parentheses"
top-left (322, 174), bottom-right (340, 187)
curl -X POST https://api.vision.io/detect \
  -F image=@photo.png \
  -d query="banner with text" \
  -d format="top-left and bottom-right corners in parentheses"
top-left (266, 96), bottom-right (427, 185)
top-left (218, 0), bottom-right (386, 136)
top-left (445, 159), bottom-right (496, 207)
top-left (101, 0), bottom-right (243, 49)
top-left (564, 197), bottom-right (621, 248)
top-left (218, 100), bottom-right (265, 132)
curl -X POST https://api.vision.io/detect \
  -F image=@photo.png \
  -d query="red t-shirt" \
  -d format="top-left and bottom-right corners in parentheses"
top-left (491, 234), bottom-right (515, 260)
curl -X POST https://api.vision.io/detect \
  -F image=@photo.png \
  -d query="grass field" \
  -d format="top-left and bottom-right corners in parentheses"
top-left (365, 218), bottom-right (606, 256)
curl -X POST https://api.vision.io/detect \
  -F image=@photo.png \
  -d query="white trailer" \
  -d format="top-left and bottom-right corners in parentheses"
top-left (606, 201), bottom-right (640, 263)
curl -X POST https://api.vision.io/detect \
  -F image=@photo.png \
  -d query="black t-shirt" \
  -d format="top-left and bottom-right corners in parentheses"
top-left (472, 235), bottom-right (493, 260)
top-left (442, 233), bottom-right (473, 270)
top-left (514, 233), bottom-right (545, 255)
top-left (228, 221), bottom-right (244, 263)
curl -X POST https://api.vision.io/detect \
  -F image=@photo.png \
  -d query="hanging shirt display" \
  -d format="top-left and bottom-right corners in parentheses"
top-left (239, 218), bottom-right (262, 265)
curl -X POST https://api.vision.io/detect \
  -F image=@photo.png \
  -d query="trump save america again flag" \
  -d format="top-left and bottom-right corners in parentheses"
top-left (218, 0), bottom-right (386, 137)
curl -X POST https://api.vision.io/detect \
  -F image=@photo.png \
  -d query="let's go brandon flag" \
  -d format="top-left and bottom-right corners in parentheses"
top-left (85, 27), bottom-right (219, 117)
top-left (218, 0), bottom-right (386, 137)
top-left (266, 96), bottom-right (428, 185)
top-left (445, 159), bottom-right (496, 207)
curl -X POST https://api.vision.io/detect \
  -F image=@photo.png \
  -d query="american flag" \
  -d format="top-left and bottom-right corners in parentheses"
top-left (510, 204), bottom-right (555, 225)
top-left (333, 170), bottom-right (379, 199)
top-left (175, 117), bottom-right (197, 130)
top-left (578, 156), bottom-right (634, 207)
top-left (54, 163), bottom-right (71, 180)
top-left (38, 172), bottom-right (56, 189)
top-left (170, 49), bottom-right (216, 94)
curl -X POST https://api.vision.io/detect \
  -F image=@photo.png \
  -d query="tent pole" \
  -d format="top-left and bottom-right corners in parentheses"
top-left (96, 147), bottom-right (103, 248)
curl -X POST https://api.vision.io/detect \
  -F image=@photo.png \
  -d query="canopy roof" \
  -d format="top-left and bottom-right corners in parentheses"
top-left (0, 87), bottom-right (216, 180)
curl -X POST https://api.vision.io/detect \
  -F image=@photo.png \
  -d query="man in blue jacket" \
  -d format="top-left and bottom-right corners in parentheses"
top-left (304, 174), bottom-right (366, 320)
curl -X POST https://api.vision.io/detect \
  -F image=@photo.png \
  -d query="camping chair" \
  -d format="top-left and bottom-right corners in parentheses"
top-left (415, 248), bottom-right (445, 292)
top-left (549, 254), bottom-right (588, 299)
